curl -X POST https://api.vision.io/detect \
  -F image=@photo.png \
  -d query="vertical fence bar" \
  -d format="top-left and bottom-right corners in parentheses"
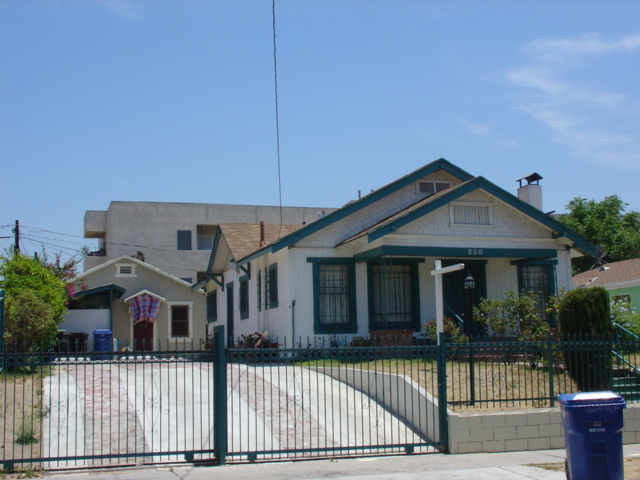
top-left (436, 332), bottom-right (448, 452)
top-left (212, 326), bottom-right (227, 465)
top-left (546, 332), bottom-right (555, 407)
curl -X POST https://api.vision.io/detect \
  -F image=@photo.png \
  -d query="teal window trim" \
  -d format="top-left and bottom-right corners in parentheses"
top-left (367, 258), bottom-right (421, 331)
top-left (517, 259), bottom-right (556, 325)
top-left (257, 269), bottom-right (262, 312)
top-left (207, 290), bottom-right (218, 322)
top-left (239, 275), bottom-right (249, 320)
top-left (308, 258), bottom-right (357, 334)
top-left (267, 263), bottom-right (278, 309)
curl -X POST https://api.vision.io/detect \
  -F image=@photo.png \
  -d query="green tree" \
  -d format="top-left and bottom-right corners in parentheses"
top-left (473, 290), bottom-right (548, 340)
top-left (5, 290), bottom-right (57, 346)
top-left (557, 195), bottom-right (640, 274)
top-left (0, 252), bottom-right (68, 345)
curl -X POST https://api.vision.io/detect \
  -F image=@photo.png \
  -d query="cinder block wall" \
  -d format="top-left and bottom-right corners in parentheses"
top-left (448, 404), bottom-right (640, 454)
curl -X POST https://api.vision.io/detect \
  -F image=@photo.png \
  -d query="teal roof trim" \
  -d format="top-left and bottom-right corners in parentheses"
top-left (354, 246), bottom-right (559, 262)
top-left (73, 284), bottom-right (126, 301)
top-left (204, 228), bottom-right (223, 276)
top-left (270, 158), bottom-right (474, 253)
top-left (366, 176), bottom-right (597, 257)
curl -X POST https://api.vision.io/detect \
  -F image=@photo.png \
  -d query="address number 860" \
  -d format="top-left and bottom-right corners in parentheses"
top-left (468, 249), bottom-right (483, 256)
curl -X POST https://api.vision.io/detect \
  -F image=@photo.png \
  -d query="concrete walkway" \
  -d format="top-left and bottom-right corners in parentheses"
top-left (41, 359), bottom-right (427, 468)
top-left (44, 446), bottom-right (640, 480)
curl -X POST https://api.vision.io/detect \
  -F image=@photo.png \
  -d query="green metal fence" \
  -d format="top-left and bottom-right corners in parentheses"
top-left (2, 327), bottom-right (640, 471)
top-left (1, 342), bottom-right (215, 471)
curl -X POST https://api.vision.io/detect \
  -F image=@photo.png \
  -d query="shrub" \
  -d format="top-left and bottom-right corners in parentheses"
top-left (557, 287), bottom-right (612, 391)
top-left (473, 290), bottom-right (548, 340)
top-left (4, 290), bottom-right (57, 349)
top-left (422, 317), bottom-right (467, 343)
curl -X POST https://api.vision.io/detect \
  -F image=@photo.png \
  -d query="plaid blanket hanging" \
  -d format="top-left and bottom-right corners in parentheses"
top-left (128, 293), bottom-right (161, 324)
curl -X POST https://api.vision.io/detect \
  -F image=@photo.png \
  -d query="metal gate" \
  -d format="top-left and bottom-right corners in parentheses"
top-left (1, 327), bottom-right (447, 470)
top-left (213, 326), bottom-right (446, 464)
top-left (1, 345), bottom-right (216, 470)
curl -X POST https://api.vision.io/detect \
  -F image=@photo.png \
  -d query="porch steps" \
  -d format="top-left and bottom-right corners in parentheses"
top-left (611, 375), bottom-right (640, 402)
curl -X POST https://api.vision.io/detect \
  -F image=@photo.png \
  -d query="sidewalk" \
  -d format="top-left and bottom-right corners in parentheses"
top-left (43, 445), bottom-right (640, 480)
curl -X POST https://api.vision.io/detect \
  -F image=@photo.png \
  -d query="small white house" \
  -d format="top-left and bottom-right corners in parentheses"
top-left (199, 159), bottom-right (596, 345)
top-left (62, 255), bottom-right (206, 351)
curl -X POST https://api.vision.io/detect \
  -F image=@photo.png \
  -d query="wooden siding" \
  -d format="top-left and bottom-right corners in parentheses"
top-left (81, 259), bottom-right (206, 349)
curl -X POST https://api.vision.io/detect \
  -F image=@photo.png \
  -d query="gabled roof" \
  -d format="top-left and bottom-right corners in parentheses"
top-left (204, 158), bottom-right (596, 271)
top-left (77, 255), bottom-right (203, 293)
top-left (267, 158), bottom-right (474, 255)
top-left (220, 223), bottom-right (303, 263)
top-left (573, 258), bottom-right (640, 288)
top-left (342, 176), bottom-right (596, 256)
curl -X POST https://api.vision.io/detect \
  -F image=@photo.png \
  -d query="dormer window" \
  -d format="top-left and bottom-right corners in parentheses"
top-left (417, 180), bottom-right (451, 196)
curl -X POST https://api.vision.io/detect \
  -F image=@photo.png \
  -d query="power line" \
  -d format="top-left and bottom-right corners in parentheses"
top-left (272, 0), bottom-right (284, 234)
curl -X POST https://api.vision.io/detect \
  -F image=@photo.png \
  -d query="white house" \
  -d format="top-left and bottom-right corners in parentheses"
top-left (199, 159), bottom-right (596, 345)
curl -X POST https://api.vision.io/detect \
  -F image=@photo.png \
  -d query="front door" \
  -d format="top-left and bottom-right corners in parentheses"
top-left (226, 282), bottom-right (234, 347)
top-left (134, 321), bottom-right (154, 350)
top-left (442, 260), bottom-right (486, 336)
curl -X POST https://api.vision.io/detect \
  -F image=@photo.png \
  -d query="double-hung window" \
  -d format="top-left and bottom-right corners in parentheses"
top-left (239, 276), bottom-right (249, 319)
top-left (169, 302), bottom-right (192, 339)
top-left (309, 259), bottom-right (357, 334)
top-left (267, 264), bottom-right (278, 309)
top-left (368, 260), bottom-right (420, 331)
top-left (517, 261), bottom-right (555, 323)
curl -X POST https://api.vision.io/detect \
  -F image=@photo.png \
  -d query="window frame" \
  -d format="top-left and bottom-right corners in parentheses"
top-left (517, 260), bottom-right (556, 324)
top-left (177, 230), bottom-right (192, 250)
top-left (168, 301), bottom-right (193, 340)
top-left (267, 263), bottom-right (279, 309)
top-left (449, 201), bottom-right (494, 227)
top-left (367, 259), bottom-right (421, 331)
top-left (416, 180), bottom-right (451, 196)
top-left (115, 263), bottom-right (137, 277)
top-left (239, 275), bottom-right (249, 320)
top-left (309, 258), bottom-right (357, 334)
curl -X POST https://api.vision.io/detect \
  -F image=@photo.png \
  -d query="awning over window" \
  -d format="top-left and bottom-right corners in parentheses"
top-left (124, 290), bottom-right (166, 324)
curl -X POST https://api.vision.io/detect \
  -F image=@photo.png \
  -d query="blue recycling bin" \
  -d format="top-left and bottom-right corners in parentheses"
top-left (93, 329), bottom-right (113, 359)
top-left (558, 391), bottom-right (626, 480)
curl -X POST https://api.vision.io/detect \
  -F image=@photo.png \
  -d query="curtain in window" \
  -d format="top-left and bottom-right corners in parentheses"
top-left (520, 265), bottom-right (550, 321)
top-left (319, 264), bottom-right (350, 325)
top-left (452, 205), bottom-right (490, 225)
top-left (372, 264), bottom-right (414, 325)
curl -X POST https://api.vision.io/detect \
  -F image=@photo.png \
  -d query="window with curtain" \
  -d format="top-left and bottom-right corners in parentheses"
top-left (318, 264), bottom-right (350, 326)
top-left (519, 264), bottom-right (551, 322)
top-left (450, 202), bottom-right (492, 226)
top-left (370, 262), bottom-right (419, 329)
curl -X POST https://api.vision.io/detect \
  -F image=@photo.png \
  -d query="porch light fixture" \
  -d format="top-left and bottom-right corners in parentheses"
top-left (464, 273), bottom-right (475, 291)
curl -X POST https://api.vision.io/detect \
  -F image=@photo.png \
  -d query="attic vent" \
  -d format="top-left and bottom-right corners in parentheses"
top-left (417, 180), bottom-right (450, 196)
top-left (450, 202), bottom-right (492, 226)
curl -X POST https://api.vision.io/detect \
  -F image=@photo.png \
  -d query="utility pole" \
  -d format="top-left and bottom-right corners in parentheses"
top-left (13, 220), bottom-right (19, 253)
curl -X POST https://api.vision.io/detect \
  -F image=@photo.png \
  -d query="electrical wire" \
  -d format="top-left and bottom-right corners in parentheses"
top-left (272, 0), bottom-right (284, 236)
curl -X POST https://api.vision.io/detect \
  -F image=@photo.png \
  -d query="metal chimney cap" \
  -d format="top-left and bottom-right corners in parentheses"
top-left (516, 172), bottom-right (543, 187)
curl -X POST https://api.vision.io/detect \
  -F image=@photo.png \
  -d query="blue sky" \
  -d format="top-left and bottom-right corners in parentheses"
top-left (1, 0), bottom-right (638, 262)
